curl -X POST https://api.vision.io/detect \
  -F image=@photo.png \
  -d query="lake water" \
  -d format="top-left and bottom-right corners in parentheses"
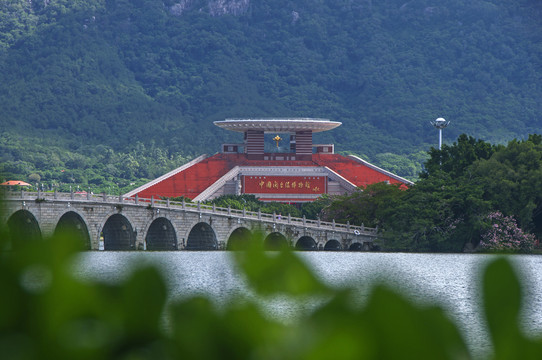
top-left (71, 251), bottom-right (542, 358)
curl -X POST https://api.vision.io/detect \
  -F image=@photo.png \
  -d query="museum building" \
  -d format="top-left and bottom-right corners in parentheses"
top-left (124, 118), bottom-right (412, 203)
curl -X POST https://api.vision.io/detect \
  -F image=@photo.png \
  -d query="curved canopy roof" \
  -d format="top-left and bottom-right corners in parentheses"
top-left (214, 118), bottom-right (342, 133)
top-left (1, 180), bottom-right (31, 186)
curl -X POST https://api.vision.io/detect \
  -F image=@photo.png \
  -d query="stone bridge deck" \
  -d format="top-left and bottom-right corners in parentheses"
top-left (1, 191), bottom-right (378, 251)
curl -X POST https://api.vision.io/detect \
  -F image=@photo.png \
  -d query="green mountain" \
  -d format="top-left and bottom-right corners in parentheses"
top-left (0, 0), bottom-right (540, 190)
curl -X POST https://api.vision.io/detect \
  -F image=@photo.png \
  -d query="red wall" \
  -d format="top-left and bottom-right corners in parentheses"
top-left (133, 152), bottom-right (409, 200)
top-left (243, 175), bottom-right (326, 195)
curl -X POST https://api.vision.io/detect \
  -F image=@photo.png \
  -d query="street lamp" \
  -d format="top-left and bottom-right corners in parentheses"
top-left (430, 117), bottom-right (450, 150)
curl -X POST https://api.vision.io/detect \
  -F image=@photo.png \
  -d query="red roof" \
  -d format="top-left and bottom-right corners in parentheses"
top-left (130, 153), bottom-right (410, 200)
top-left (311, 154), bottom-right (408, 187)
top-left (134, 153), bottom-right (240, 199)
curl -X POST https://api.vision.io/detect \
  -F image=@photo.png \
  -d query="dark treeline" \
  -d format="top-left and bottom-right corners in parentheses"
top-left (1, 0), bottom-right (541, 187)
top-left (323, 134), bottom-right (542, 252)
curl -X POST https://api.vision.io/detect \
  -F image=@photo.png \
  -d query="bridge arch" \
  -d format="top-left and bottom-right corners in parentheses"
top-left (295, 236), bottom-right (317, 251)
top-left (349, 242), bottom-right (363, 251)
top-left (6, 210), bottom-right (42, 249)
top-left (145, 217), bottom-right (178, 251)
top-left (324, 239), bottom-right (342, 251)
top-left (101, 214), bottom-right (136, 250)
top-left (264, 232), bottom-right (289, 250)
top-left (186, 222), bottom-right (217, 250)
top-left (2, 194), bottom-right (377, 252)
top-left (54, 211), bottom-right (91, 250)
top-left (226, 227), bottom-right (252, 250)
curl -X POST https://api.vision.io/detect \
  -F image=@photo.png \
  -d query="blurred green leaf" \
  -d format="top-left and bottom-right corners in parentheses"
top-left (364, 285), bottom-right (470, 359)
top-left (121, 266), bottom-right (168, 335)
top-left (169, 296), bottom-right (286, 359)
top-left (233, 232), bottom-right (329, 296)
top-left (289, 290), bottom-right (376, 360)
top-left (482, 258), bottom-right (542, 359)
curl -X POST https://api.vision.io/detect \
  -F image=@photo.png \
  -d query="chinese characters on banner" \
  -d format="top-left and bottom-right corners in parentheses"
top-left (242, 176), bottom-right (327, 194)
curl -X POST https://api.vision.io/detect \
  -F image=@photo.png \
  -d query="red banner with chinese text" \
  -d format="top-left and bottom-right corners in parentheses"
top-left (242, 176), bottom-right (326, 194)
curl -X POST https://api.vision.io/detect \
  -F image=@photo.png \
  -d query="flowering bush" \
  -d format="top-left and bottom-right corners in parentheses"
top-left (479, 211), bottom-right (537, 252)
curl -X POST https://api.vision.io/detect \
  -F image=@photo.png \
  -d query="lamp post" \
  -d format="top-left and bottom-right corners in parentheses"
top-left (430, 117), bottom-right (450, 150)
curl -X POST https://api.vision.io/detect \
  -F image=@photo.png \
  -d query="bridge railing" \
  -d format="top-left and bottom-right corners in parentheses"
top-left (131, 197), bottom-right (376, 235)
top-left (2, 190), bottom-right (377, 236)
top-left (3, 190), bottom-right (128, 203)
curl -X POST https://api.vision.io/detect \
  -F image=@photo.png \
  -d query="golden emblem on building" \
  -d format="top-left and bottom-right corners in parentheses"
top-left (273, 135), bottom-right (282, 148)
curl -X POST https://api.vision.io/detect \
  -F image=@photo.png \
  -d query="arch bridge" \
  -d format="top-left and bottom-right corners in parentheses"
top-left (1, 191), bottom-right (378, 252)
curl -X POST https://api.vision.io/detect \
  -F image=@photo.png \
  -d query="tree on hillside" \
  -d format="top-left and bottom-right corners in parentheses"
top-left (321, 182), bottom-right (406, 228)
top-left (472, 134), bottom-right (542, 239)
top-left (380, 172), bottom-right (491, 252)
top-left (421, 134), bottom-right (499, 179)
top-left (326, 134), bottom-right (541, 252)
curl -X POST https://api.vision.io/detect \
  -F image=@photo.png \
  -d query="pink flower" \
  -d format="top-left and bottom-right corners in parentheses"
top-left (479, 211), bottom-right (536, 252)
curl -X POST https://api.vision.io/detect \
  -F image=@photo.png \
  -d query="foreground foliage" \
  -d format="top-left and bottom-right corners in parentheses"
top-left (2, 228), bottom-right (542, 359)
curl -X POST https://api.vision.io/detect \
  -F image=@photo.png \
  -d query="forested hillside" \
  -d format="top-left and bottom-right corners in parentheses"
top-left (0, 0), bottom-right (540, 191)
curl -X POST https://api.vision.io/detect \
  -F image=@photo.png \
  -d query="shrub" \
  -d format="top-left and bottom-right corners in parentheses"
top-left (478, 211), bottom-right (537, 252)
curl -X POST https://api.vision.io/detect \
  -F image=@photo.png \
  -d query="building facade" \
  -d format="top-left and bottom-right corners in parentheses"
top-left (125, 118), bottom-right (412, 203)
